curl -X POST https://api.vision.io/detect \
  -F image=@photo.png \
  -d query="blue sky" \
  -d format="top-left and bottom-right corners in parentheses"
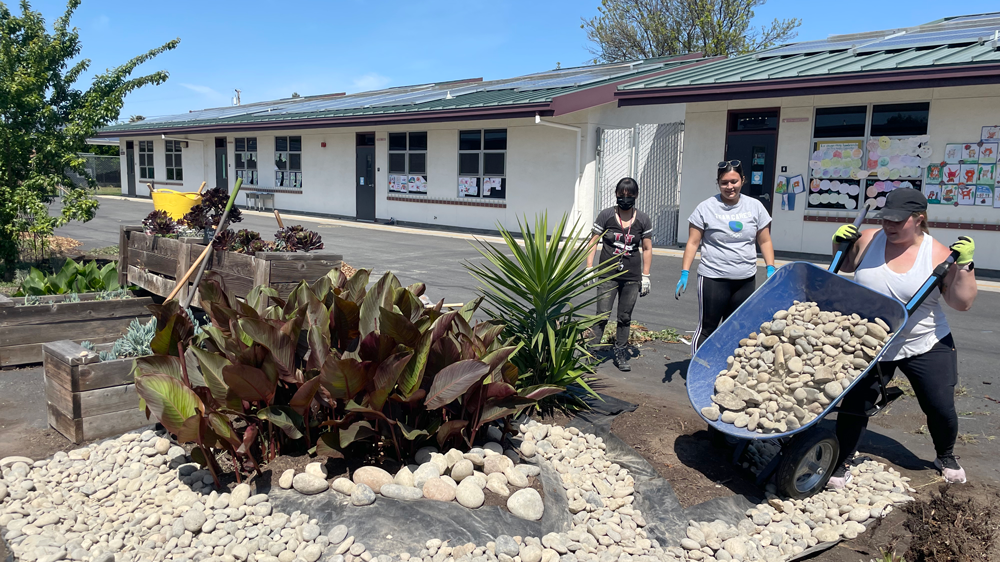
top-left (23, 0), bottom-right (1000, 120)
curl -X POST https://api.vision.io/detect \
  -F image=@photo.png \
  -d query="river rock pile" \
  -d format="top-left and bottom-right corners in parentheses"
top-left (278, 442), bottom-right (545, 520)
top-left (701, 302), bottom-right (893, 434)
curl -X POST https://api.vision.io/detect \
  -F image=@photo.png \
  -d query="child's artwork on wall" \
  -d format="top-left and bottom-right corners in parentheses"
top-left (959, 164), bottom-right (978, 185)
top-left (922, 183), bottom-right (941, 204)
top-left (943, 164), bottom-right (962, 183)
top-left (408, 175), bottom-right (427, 193)
top-left (982, 126), bottom-right (1000, 142)
top-left (956, 184), bottom-right (975, 205)
top-left (941, 185), bottom-right (957, 204)
top-left (962, 143), bottom-right (980, 163)
top-left (458, 177), bottom-right (479, 197)
top-left (482, 177), bottom-right (502, 196)
top-left (975, 185), bottom-right (994, 206)
top-left (944, 144), bottom-right (963, 164)
top-left (926, 164), bottom-right (941, 182)
top-left (980, 143), bottom-right (998, 164)
top-left (977, 164), bottom-right (996, 184)
top-left (789, 175), bottom-right (805, 194)
top-left (776, 176), bottom-right (788, 193)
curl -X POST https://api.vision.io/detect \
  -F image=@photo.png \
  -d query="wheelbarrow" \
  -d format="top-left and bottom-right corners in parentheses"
top-left (687, 204), bottom-right (959, 498)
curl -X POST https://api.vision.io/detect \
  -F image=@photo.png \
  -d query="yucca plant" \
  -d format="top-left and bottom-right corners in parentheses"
top-left (467, 213), bottom-right (619, 412)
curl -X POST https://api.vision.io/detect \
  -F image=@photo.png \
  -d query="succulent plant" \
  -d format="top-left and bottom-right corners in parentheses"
top-left (201, 187), bottom-right (243, 227)
top-left (212, 229), bottom-right (236, 251)
top-left (95, 288), bottom-right (132, 301)
top-left (275, 225), bottom-right (324, 252)
top-left (142, 210), bottom-right (179, 236)
top-left (179, 204), bottom-right (212, 231)
top-left (63, 292), bottom-right (81, 303)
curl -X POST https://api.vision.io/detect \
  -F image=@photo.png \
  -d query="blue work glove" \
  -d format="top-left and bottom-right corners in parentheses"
top-left (766, 265), bottom-right (776, 278)
top-left (675, 270), bottom-right (689, 300)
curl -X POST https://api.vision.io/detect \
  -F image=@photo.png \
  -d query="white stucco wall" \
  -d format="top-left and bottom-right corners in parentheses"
top-left (677, 85), bottom-right (1000, 270)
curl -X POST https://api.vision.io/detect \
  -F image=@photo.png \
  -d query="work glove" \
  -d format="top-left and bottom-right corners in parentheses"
top-left (675, 270), bottom-right (689, 300)
top-left (766, 265), bottom-right (776, 278)
top-left (584, 267), bottom-right (597, 288)
top-left (640, 274), bottom-right (651, 297)
top-left (832, 224), bottom-right (860, 244)
top-left (950, 236), bottom-right (975, 265)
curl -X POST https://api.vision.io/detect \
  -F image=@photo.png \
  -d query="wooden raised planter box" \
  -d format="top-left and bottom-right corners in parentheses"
top-left (120, 226), bottom-right (343, 306)
top-left (0, 292), bottom-right (153, 367)
top-left (43, 340), bottom-right (150, 443)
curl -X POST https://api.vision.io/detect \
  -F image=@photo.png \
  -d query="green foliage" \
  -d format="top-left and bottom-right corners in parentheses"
top-left (134, 269), bottom-right (536, 484)
top-left (96, 288), bottom-right (132, 301)
top-left (64, 292), bottom-right (81, 303)
top-left (467, 214), bottom-right (618, 412)
top-left (97, 308), bottom-right (202, 362)
top-left (600, 322), bottom-right (682, 345)
top-left (14, 259), bottom-right (121, 296)
top-left (582, 0), bottom-right (800, 61)
top-left (0, 2), bottom-right (179, 279)
top-left (21, 295), bottom-right (41, 306)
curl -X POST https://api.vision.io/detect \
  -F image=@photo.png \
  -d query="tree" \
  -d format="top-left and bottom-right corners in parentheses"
top-left (291, 92), bottom-right (301, 98)
top-left (582, 0), bottom-right (800, 62)
top-left (0, 1), bottom-right (178, 278)
top-left (128, 115), bottom-right (146, 122)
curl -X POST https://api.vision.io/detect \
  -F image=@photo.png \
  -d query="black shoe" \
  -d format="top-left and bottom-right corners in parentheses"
top-left (613, 347), bottom-right (631, 372)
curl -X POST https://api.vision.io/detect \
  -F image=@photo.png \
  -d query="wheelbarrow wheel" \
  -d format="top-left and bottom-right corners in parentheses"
top-left (775, 428), bottom-right (840, 499)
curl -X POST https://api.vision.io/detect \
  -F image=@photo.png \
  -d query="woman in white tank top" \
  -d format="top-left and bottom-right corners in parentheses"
top-left (828, 189), bottom-right (977, 485)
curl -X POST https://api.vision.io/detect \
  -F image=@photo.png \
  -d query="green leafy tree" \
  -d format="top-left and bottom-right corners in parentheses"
top-left (128, 115), bottom-right (146, 122)
top-left (582, 0), bottom-right (800, 62)
top-left (0, 1), bottom-right (178, 278)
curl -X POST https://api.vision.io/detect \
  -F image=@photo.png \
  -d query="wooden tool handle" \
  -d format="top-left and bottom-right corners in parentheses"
top-left (166, 243), bottom-right (212, 301)
top-left (196, 181), bottom-right (207, 195)
top-left (274, 209), bottom-right (284, 228)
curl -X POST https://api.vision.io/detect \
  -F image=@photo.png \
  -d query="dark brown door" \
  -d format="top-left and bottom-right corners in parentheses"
top-left (356, 133), bottom-right (376, 222)
top-left (725, 109), bottom-right (779, 214)
top-left (215, 137), bottom-right (228, 190)
top-left (125, 141), bottom-right (136, 196)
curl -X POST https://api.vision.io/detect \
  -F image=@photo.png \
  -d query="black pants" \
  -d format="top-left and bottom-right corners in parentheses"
top-left (591, 278), bottom-right (640, 349)
top-left (835, 334), bottom-right (959, 466)
top-left (692, 275), bottom-right (756, 354)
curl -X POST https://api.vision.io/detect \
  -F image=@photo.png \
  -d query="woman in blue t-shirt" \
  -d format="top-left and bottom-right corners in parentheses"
top-left (676, 160), bottom-right (775, 353)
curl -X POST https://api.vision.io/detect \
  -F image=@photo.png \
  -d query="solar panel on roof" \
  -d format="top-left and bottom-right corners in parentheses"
top-left (855, 25), bottom-right (999, 53)
top-left (758, 38), bottom-right (883, 58)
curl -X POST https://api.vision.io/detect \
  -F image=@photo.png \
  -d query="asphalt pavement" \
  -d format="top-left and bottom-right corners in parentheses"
top-left (49, 196), bottom-right (1000, 482)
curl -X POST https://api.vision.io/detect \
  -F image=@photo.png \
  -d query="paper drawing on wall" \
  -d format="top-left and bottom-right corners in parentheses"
top-left (959, 164), bottom-right (978, 185)
top-left (408, 175), bottom-right (427, 193)
top-left (956, 185), bottom-right (975, 206)
top-left (982, 126), bottom-right (1000, 142)
top-left (775, 176), bottom-right (787, 193)
top-left (790, 175), bottom-right (804, 193)
top-left (944, 144), bottom-right (963, 164)
top-left (979, 143), bottom-right (998, 164)
top-left (962, 144), bottom-right (980, 163)
top-left (943, 164), bottom-right (961, 183)
top-left (975, 185), bottom-right (993, 206)
top-left (922, 183), bottom-right (941, 204)
top-left (458, 177), bottom-right (478, 197)
top-left (977, 164), bottom-right (996, 184)
top-left (940, 185), bottom-right (956, 204)
top-left (926, 164), bottom-right (941, 182)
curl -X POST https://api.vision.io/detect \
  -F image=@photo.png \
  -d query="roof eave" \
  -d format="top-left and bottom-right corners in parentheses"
top-left (96, 103), bottom-right (555, 137)
top-left (614, 63), bottom-right (1000, 105)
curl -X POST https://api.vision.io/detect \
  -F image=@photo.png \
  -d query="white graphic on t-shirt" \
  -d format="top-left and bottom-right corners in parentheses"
top-left (613, 233), bottom-right (636, 256)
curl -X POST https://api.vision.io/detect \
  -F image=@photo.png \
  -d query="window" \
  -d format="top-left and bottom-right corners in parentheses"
top-left (728, 111), bottom-right (778, 132)
top-left (234, 137), bottom-right (257, 186)
top-left (870, 103), bottom-right (929, 137)
top-left (138, 141), bottom-right (154, 179)
top-left (388, 132), bottom-right (428, 194)
top-left (164, 140), bottom-right (183, 181)
top-left (813, 106), bottom-right (867, 138)
top-left (457, 129), bottom-right (506, 199)
top-left (275, 136), bottom-right (302, 189)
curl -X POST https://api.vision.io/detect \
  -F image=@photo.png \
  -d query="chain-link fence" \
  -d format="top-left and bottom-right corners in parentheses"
top-left (595, 123), bottom-right (684, 246)
top-left (66, 154), bottom-right (121, 188)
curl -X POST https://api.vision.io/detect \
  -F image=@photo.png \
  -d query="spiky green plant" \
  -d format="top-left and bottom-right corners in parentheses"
top-left (95, 288), bottom-right (132, 301)
top-left (466, 213), bottom-right (620, 412)
top-left (63, 292), bottom-right (80, 303)
top-left (21, 295), bottom-right (42, 306)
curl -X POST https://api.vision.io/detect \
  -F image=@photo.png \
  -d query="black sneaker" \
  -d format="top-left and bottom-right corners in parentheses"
top-left (613, 347), bottom-right (631, 372)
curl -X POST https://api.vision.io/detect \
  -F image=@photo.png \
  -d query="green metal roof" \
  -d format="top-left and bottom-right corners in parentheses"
top-left (100, 56), bottom-right (704, 135)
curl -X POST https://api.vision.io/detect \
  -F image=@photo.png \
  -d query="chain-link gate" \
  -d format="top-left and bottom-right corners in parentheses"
top-left (595, 123), bottom-right (684, 246)
top-left (66, 154), bottom-right (122, 188)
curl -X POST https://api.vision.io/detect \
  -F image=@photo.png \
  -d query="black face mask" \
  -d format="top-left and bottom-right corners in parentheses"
top-left (617, 196), bottom-right (636, 210)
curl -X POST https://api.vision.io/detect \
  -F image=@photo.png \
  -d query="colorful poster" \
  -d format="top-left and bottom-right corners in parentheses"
top-left (941, 185), bottom-right (957, 204)
top-left (775, 176), bottom-right (788, 194)
top-left (977, 164), bottom-right (996, 183)
top-left (810, 141), bottom-right (864, 180)
top-left (482, 177), bottom-right (502, 196)
top-left (943, 164), bottom-right (962, 184)
top-left (982, 126), bottom-right (1000, 142)
top-left (922, 183), bottom-right (941, 204)
top-left (808, 179), bottom-right (861, 209)
top-left (962, 143), bottom-right (980, 163)
top-left (751, 171), bottom-right (763, 185)
top-left (980, 143), bottom-right (998, 164)
top-left (955, 184), bottom-right (975, 206)
top-left (458, 177), bottom-right (478, 197)
top-left (408, 175), bottom-right (427, 193)
top-left (789, 175), bottom-right (805, 194)
top-left (959, 164), bottom-right (978, 185)
top-left (975, 185), bottom-right (994, 206)
top-left (926, 164), bottom-right (941, 183)
top-left (943, 144), bottom-right (963, 164)
top-left (864, 180), bottom-right (920, 211)
top-left (865, 136), bottom-right (928, 179)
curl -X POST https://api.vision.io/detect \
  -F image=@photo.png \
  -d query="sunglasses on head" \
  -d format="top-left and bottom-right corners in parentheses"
top-left (717, 160), bottom-right (742, 168)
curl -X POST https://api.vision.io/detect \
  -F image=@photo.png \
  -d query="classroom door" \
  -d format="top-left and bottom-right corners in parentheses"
top-left (125, 141), bottom-right (136, 196)
top-left (725, 110), bottom-right (779, 214)
top-left (356, 133), bottom-right (376, 222)
top-left (215, 137), bottom-right (228, 190)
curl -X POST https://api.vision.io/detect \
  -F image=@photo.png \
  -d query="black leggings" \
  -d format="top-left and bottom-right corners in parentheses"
top-left (591, 278), bottom-right (641, 349)
top-left (692, 275), bottom-right (756, 354)
top-left (835, 334), bottom-right (959, 466)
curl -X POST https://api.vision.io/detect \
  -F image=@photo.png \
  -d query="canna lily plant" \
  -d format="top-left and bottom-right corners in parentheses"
top-left (133, 267), bottom-right (554, 484)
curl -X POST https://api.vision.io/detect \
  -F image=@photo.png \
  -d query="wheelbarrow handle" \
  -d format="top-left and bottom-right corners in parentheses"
top-left (904, 250), bottom-right (959, 315)
top-left (829, 200), bottom-right (874, 274)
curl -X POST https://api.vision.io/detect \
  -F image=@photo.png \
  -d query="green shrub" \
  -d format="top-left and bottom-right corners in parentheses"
top-left (467, 214), bottom-right (618, 412)
top-left (15, 259), bottom-right (121, 296)
top-left (133, 269), bottom-right (545, 485)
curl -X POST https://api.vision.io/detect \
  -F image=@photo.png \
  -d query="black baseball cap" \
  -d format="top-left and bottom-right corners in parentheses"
top-left (880, 188), bottom-right (927, 222)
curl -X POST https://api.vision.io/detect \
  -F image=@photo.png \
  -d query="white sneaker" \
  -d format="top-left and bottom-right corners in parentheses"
top-left (934, 456), bottom-right (967, 484)
top-left (825, 466), bottom-right (852, 490)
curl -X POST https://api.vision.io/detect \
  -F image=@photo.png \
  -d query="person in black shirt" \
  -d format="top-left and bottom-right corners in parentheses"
top-left (585, 177), bottom-right (653, 371)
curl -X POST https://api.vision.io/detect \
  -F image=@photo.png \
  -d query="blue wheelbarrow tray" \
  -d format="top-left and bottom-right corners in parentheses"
top-left (687, 262), bottom-right (909, 440)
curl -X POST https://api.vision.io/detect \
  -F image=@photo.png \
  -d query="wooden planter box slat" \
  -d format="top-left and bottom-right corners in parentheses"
top-left (0, 293), bottom-right (153, 367)
top-left (43, 341), bottom-right (149, 444)
top-left (121, 227), bottom-right (342, 307)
